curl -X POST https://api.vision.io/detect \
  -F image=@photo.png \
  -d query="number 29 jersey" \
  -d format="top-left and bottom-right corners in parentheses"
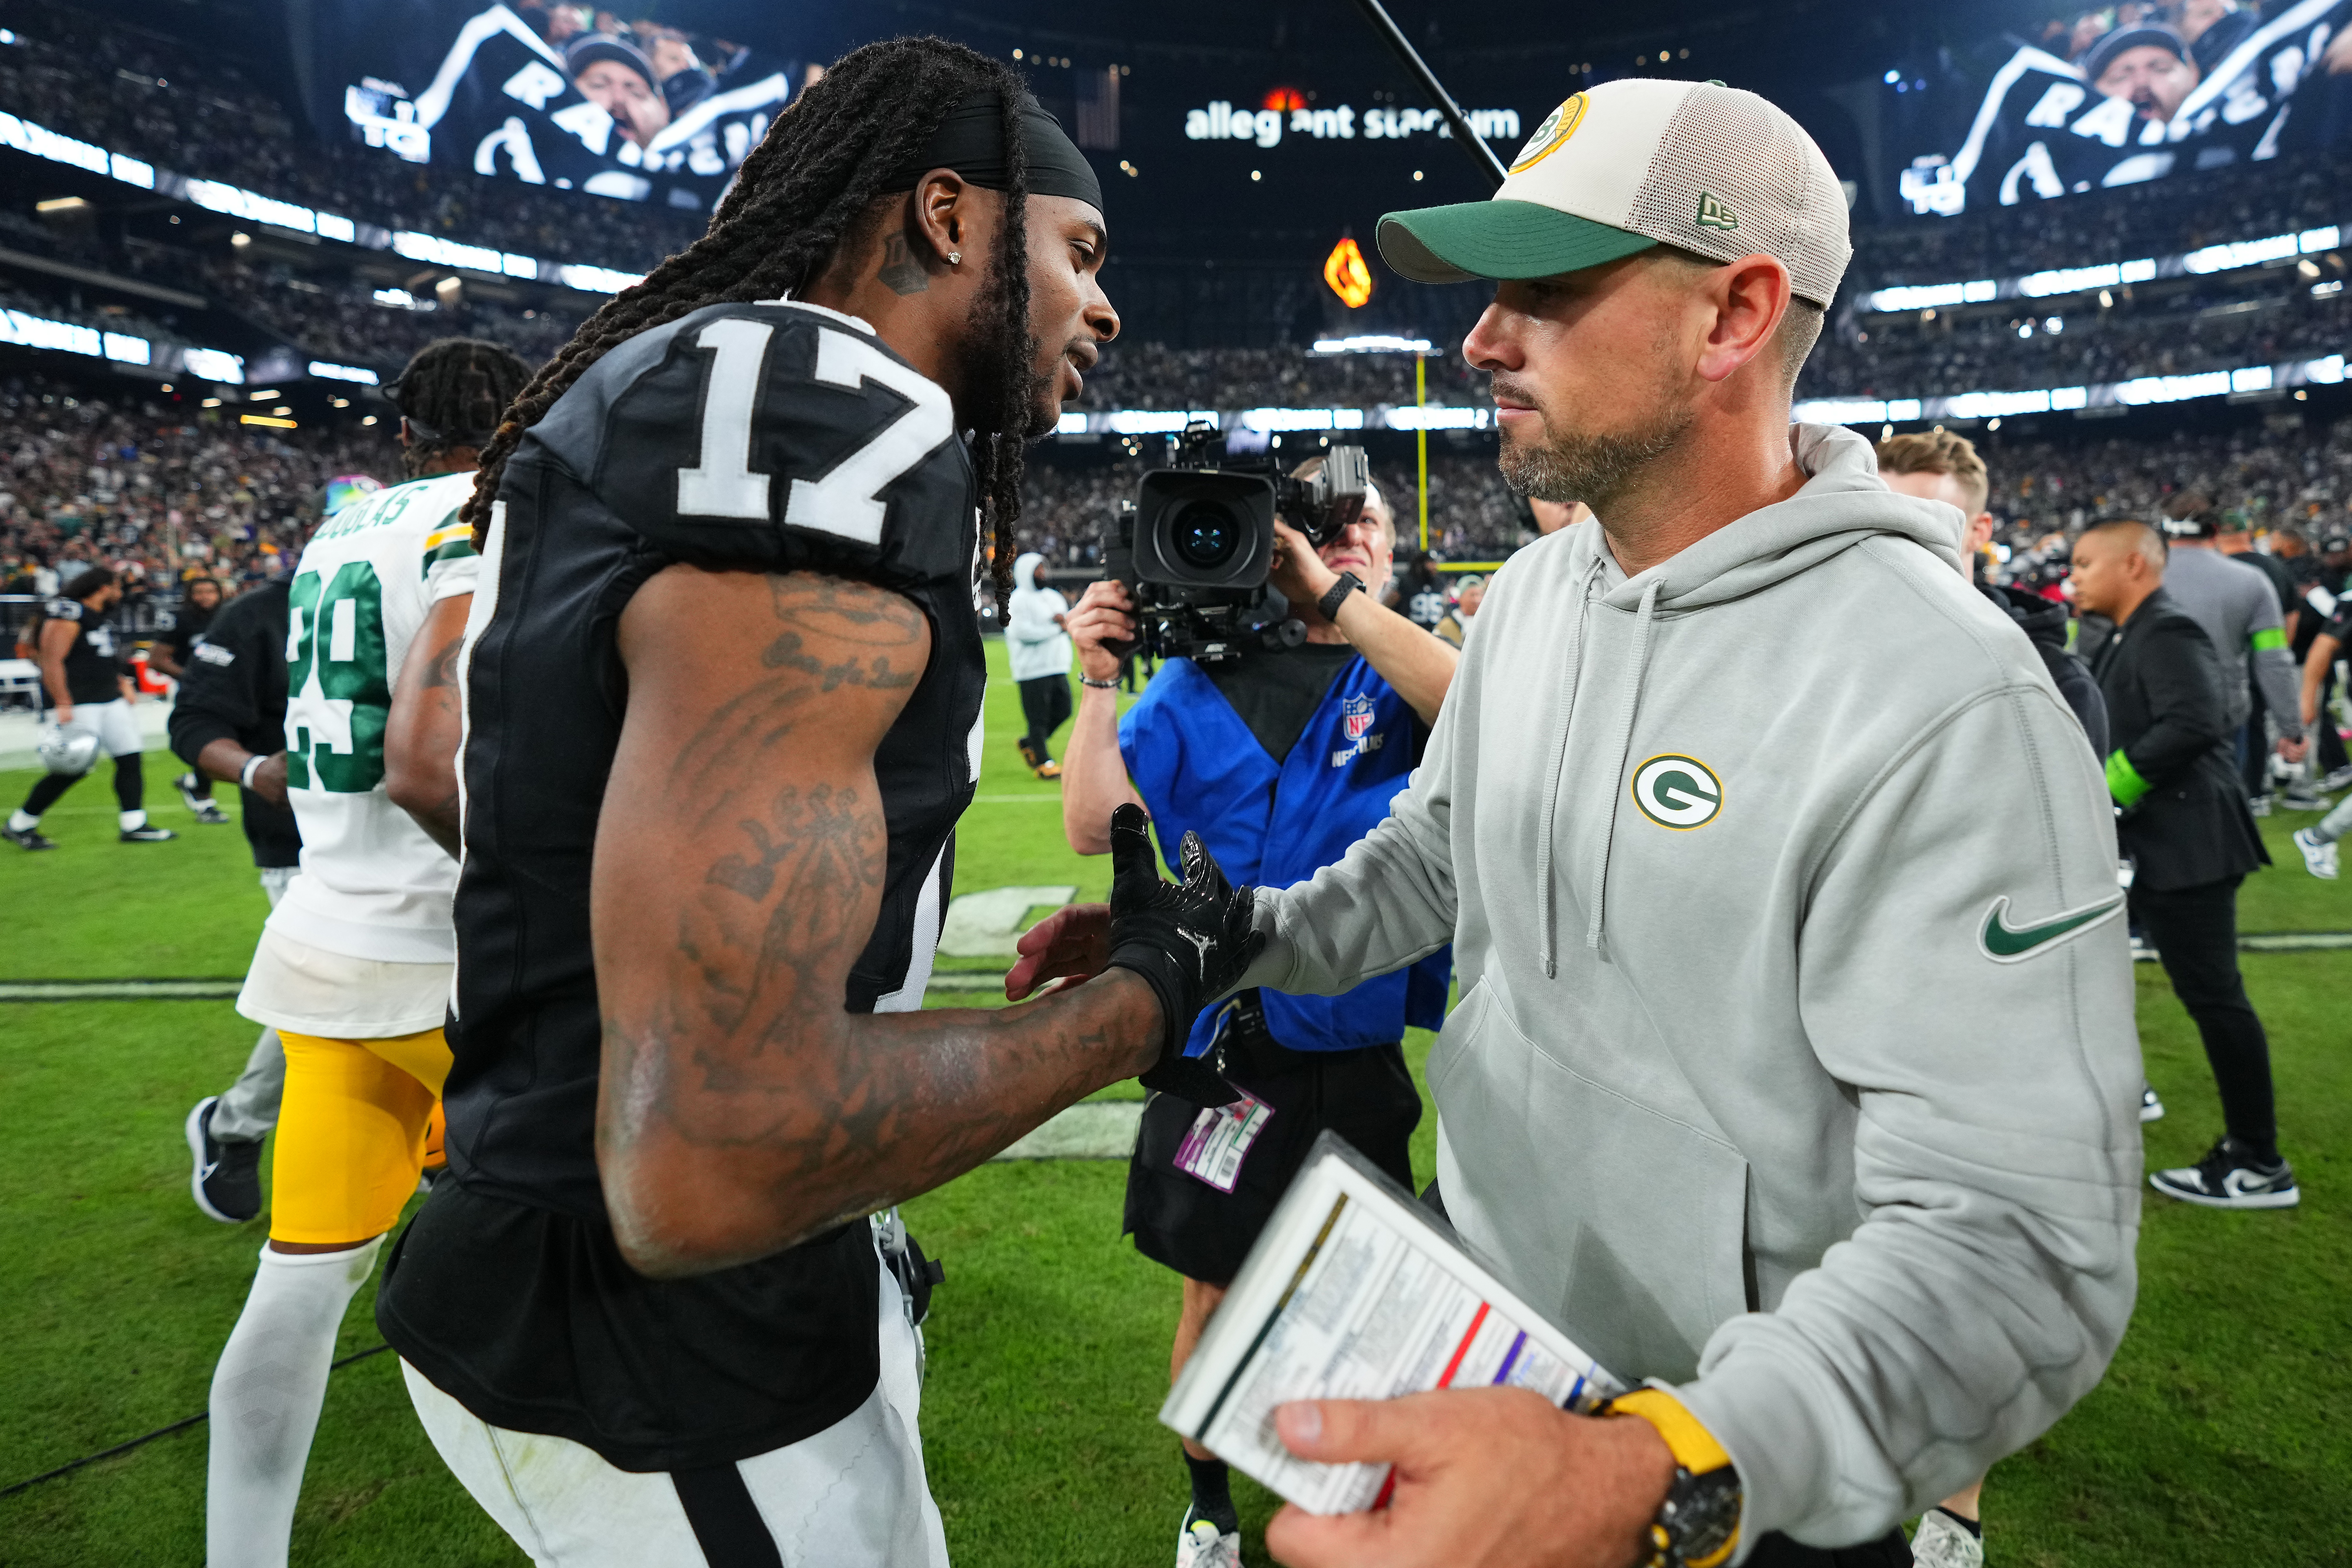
top-left (378, 300), bottom-right (988, 1471)
top-left (267, 469), bottom-right (479, 962)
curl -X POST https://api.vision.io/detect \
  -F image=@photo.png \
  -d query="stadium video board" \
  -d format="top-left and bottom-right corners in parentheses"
top-left (330, 2), bottom-right (797, 213)
top-left (1893, 0), bottom-right (2352, 217)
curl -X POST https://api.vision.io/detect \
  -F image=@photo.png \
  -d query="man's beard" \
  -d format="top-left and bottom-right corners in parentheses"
top-left (1496, 399), bottom-right (1692, 508)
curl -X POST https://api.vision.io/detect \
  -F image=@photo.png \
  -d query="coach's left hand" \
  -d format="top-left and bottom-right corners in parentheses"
top-left (1264, 1389), bottom-right (1675, 1568)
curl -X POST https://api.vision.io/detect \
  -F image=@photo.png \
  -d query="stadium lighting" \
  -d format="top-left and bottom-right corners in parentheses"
top-left (1323, 237), bottom-right (1374, 309)
top-left (239, 413), bottom-right (296, 428)
top-left (34, 195), bottom-right (87, 213)
top-left (1312, 335), bottom-right (1434, 354)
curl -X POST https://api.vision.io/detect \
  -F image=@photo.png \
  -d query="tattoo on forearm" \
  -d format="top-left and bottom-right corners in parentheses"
top-left (419, 634), bottom-right (465, 691)
top-left (601, 571), bottom-right (1157, 1260)
top-left (877, 232), bottom-right (929, 296)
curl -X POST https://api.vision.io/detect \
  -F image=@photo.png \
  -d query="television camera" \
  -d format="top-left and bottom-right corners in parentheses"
top-left (1101, 422), bottom-right (1371, 664)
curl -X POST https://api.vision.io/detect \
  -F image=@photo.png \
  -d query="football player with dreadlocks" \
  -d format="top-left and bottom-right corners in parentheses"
top-left (375, 37), bottom-right (1264, 1564)
top-left (201, 337), bottom-right (531, 1565)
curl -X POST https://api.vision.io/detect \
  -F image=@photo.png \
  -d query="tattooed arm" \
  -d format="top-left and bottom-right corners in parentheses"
top-left (386, 592), bottom-right (472, 857)
top-left (595, 565), bottom-right (1166, 1279)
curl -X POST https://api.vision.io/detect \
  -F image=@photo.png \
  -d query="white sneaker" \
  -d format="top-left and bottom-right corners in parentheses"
top-left (2293, 827), bottom-right (2339, 880)
top-left (2140, 1086), bottom-right (2165, 1123)
top-left (1176, 1512), bottom-right (1243, 1568)
top-left (1911, 1508), bottom-right (1984, 1568)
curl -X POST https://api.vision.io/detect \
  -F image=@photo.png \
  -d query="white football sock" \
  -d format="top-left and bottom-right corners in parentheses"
top-left (207, 1237), bottom-right (383, 1567)
top-left (8, 810), bottom-right (36, 833)
top-left (119, 808), bottom-right (147, 831)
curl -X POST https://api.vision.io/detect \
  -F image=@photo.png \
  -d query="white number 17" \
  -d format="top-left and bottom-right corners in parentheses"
top-left (676, 318), bottom-right (954, 547)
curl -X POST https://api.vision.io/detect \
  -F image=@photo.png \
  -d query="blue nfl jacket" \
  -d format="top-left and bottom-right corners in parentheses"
top-left (1118, 654), bottom-right (1453, 1056)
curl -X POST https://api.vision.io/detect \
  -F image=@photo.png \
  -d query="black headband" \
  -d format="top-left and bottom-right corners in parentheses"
top-left (885, 88), bottom-right (1103, 213)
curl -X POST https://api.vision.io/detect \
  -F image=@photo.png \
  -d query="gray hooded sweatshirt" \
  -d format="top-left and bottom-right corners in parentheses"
top-left (1237, 425), bottom-right (2142, 1553)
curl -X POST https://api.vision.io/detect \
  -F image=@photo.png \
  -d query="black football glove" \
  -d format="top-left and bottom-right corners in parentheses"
top-left (1105, 803), bottom-right (1262, 1107)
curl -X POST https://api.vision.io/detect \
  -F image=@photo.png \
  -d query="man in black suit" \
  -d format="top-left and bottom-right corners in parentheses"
top-left (2071, 519), bottom-right (2297, 1209)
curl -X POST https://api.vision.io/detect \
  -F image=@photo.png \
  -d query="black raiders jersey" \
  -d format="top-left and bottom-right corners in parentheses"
top-left (44, 597), bottom-right (124, 706)
top-left (376, 299), bottom-right (987, 1471)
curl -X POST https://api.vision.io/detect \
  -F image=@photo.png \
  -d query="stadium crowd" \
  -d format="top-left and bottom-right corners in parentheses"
top-left (1800, 269), bottom-right (2352, 401)
top-left (0, 0), bottom-right (705, 275)
top-left (1849, 148), bottom-right (2352, 288)
top-left (0, 377), bottom-right (398, 620)
top-left (1014, 451), bottom-right (1531, 567)
top-left (0, 0), bottom-right (2344, 414)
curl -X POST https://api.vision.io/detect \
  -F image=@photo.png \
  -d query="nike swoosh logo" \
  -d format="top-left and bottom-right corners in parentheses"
top-left (1980, 894), bottom-right (2126, 961)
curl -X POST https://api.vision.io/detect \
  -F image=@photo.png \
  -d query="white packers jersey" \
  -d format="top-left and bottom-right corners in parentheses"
top-left (265, 470), bottom-right (480, 963)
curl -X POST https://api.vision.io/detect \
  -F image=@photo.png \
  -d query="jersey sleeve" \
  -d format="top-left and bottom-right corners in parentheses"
top-left (420, 512), bottom-right (482, 604)
top-left (575, 305), bottom-right (975, 594)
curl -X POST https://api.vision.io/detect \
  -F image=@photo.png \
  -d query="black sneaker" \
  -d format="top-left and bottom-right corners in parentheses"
top-left (175, 772), bottom-right (230, 824)
top-left (2150, 1137), bottom-right (2298, 1209)
top-left (185, 1096), bottom-right (264, 1224)
top-left (119, 824), bottom-right (177, 842)
top-left (3, 823), bottom-right (55, 851)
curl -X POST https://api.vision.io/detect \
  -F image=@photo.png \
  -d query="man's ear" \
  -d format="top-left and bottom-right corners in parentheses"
top-left (910, 170), bottom-right (973, 268)
top-left (1693, 253), bottom-right (1792, 385)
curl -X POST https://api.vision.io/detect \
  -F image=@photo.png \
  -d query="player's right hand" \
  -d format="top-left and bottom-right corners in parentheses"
top-left (1104, 803), bottom-right (1258, 1105)
top-left (1064, 579), bottom-right (1137, 683)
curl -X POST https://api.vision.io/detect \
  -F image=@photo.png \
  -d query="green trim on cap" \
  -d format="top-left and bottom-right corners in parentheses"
top-left (1376, 200), bottom-right (1658, 285)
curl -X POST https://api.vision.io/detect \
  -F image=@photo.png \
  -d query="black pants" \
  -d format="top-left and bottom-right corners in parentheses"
top-left (2130, 875), bottom-right (2275, 1156)
top-left (2319, 662), bottom-right (2349, 775)
top-left (1016, 673), bottom-right (1071, 764)
top-left (2239, 674), bottom-right (2268, 799)
top-left (21, 753), bottom-right (141, 819)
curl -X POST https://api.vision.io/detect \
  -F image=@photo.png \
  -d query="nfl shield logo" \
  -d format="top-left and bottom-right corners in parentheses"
top-left (1342, 693), bottom-right (1374, 740)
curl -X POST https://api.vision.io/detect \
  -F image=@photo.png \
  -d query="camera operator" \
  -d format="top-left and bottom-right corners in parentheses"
top-left (1058, 468), bottom-right (1457, 1568)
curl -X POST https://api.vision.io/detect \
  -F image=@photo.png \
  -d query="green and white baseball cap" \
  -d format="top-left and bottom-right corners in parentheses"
top-left (1377, 78), bottom-right (1852, 307)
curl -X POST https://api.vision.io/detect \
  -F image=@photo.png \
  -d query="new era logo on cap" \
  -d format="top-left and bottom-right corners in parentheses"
top-left (1377, 78), bottom-right (1851, 308)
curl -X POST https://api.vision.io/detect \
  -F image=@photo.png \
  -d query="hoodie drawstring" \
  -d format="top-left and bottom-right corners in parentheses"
top-left (1585, 579), bottom-right (1662, 954)
top-left (1536, 558), bottom-right (1606, 978)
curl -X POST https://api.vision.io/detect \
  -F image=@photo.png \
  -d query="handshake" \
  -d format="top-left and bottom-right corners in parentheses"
top-left (1005, 803), bottom-right (1261, 1105)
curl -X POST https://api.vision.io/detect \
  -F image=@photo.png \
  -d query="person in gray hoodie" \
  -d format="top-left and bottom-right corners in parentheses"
top-left (1227, 79), bottom-right (2143, 1568)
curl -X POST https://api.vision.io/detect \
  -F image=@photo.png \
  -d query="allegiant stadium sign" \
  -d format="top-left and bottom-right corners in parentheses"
top-left (1184, 100), bottom-right (1522, 149)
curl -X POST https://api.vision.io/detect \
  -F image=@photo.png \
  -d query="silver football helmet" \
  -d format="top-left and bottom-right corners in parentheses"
top-left (36, 725), bottom-right (100, 777)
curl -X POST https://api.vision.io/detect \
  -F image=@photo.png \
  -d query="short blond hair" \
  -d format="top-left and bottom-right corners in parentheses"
top-left (1877, 430), bottom-right (1989, 516)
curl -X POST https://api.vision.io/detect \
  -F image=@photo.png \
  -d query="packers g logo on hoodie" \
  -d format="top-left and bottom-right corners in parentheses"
top-left (1630, 754), bottom-right (1723, 830)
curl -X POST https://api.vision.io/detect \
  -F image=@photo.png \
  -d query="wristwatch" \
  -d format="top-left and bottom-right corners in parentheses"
top-left (1316, 571), bottom-right (1364, 623)
top-left (1608, 1387), bottom-right (1743, 1568)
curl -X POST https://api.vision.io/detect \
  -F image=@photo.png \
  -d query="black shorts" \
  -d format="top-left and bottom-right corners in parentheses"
top-left (1123, 1002), bottom-right (1420, 1287)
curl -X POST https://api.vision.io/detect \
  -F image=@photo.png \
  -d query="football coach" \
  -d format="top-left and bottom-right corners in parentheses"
top-left (1219, 79), bottom-right (2140, 1567)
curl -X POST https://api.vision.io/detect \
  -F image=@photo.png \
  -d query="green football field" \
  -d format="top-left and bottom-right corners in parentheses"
top-left (3, 637), bottom-right (2349, 1566)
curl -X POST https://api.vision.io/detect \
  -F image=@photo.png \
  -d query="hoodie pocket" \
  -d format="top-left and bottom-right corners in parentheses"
top-left (1427, 981), bottom-right (1751, 1386)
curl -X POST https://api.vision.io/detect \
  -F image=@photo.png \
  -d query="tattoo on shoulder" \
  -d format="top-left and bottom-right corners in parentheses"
top-left (758, 575), bottom-right (924, 691)
top-left (877, 233), bottom-right (930, 296)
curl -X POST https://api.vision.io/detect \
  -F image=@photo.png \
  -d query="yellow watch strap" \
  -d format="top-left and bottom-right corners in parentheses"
top-left (1611, 1387), bottom-right (1734, 1474)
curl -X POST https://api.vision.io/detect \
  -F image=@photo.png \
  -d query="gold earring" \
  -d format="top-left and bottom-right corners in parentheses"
top-left (947, 250), bottom-right (962, 265)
